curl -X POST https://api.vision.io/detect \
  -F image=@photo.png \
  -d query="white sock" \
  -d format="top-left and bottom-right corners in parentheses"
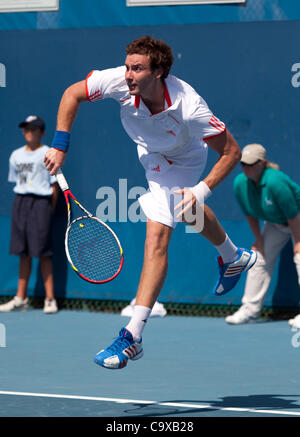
top-left (214, 234), bottom-right (238, 264)
top-left (126, 305), bottom-right (152, 342)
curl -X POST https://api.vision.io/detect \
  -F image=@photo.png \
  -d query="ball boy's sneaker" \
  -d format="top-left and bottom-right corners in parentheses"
top-left (0, 296), bottom-right (28, 312)
top-left (288, 314), bottom-right (300, 329)
top-left (43, 298), bottom-right (58, 314)
top-left (213, 248), bottom-right (257, 296)
top-left (94, 327), bottom-right (143, 369)
top-left (121, 298), bottom-right (167, 318)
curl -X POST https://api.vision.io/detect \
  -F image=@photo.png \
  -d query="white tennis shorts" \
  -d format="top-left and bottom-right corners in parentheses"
top-left (138, 145), bottom-right (208, 228)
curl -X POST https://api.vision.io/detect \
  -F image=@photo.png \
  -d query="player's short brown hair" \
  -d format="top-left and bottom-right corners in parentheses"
top-left (126, 36), bottom-right (174, 79)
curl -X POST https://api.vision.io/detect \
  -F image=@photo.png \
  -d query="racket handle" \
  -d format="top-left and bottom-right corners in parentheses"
top-left (56, 168), bottom-right (69, 192)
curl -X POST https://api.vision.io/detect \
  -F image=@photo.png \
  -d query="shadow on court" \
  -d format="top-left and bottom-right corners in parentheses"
top-left (121, 394), bottom-right (300, 417)
top-left (197, 394), bottom-right (300, 409)
top-left (1, 394), bottom-right (300, 417)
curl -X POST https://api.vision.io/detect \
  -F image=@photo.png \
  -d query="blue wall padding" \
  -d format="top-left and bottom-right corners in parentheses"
top-left (0, 19), bottom-right (299, 305)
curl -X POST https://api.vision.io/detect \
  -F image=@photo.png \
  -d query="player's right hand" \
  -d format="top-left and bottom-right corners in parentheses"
top-left (44, 148), bottom-right (66, 175)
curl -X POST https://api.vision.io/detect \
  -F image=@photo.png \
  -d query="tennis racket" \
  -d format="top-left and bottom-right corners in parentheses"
top-left (56, 169), bottom-right (124, 284)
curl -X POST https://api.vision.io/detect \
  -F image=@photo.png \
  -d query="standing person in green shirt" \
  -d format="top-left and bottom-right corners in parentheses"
top-left (226, 143), bottom-right (300, 327)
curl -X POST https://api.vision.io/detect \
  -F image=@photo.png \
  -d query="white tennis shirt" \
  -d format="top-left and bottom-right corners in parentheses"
top-left (86, 66), bottom-right (225, 165)
top-left (86, 66), bottom-right (226, 227)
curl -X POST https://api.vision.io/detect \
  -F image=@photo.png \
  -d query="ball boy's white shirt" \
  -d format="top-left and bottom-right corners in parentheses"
top-left (86, 66), bottom-right (226, 227)
top-left (9, 145), bottom-right (56, 196)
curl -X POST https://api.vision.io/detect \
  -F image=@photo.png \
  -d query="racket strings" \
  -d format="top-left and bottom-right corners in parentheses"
top-left (67, 217), bottom-right (122, 282)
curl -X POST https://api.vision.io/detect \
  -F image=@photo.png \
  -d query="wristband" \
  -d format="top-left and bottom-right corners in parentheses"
top-left (190, 181), bottom-right (211, 204)
top-left (51, 130), bottom-right (70, 152)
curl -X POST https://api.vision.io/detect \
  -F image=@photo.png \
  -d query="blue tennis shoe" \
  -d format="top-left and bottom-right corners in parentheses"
top-left (213, 248), bottom-right (257, 296)
top-left (94, 327), bottom-right (143, 369)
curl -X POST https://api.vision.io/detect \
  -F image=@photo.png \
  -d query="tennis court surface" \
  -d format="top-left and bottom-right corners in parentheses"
top-left (0, 308), bottom-right (300, 418)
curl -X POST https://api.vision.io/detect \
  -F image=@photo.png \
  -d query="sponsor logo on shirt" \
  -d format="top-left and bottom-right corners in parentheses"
top-left (151, 165), bottom-right (160, 172)
top-left (166, 130), bottom-right (176, 136)
top-left (208, 115), bottom-right (226, 132)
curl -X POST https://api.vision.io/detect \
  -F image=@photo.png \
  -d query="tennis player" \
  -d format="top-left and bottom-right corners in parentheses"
top-left (44, 36), bottom-right (257, 368)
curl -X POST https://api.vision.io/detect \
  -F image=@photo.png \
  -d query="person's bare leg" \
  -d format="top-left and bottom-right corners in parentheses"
top-left (94, 220), bottom-right (173, 366)
top-left (199, 205), bottom-right (226, 245)
top-left (16, 255), bottom-right (32, 300)
top-left (125, 220), bottom-right (173, 340)
top-left (132, 207), bottom-right (230, 310)
top-left (135, 220), bottom-right (173, 309)
top-left (188, 204), bottom-right (238, 263)
top-left (40, 256), bottom-right (55, 300)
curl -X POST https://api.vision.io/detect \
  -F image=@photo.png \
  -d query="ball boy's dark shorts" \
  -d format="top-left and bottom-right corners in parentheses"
top-left (10, 194), bottom-right (53, 257)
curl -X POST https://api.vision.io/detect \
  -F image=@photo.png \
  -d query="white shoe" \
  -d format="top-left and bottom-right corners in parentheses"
top-left (120, 304), bottom-right (134, 317)
top-left (288, 314), bottom-right (300, 329)
top-left (0, 296), bottom-right (28, 312)
top-left (121, 298), bottom-right (167, 318)
top-left (43, 298), bottom-right (58, 314)
top-left (150, 301), bottom-right (167, 317)
top-left (225, 306), bottom-right (257, 325)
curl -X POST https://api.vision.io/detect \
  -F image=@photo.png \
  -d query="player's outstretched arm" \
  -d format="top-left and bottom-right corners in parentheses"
top-left (44, 80), bottom-right (87, 175)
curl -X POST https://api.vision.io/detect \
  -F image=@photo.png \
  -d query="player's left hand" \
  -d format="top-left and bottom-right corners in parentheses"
top-left (174, 188), bottom-right (197, 221)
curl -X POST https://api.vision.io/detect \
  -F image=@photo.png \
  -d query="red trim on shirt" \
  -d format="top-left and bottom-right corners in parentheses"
top-left (134, 82), bottom-right (172, 112)
top-left (164, 82), bottom-right (172, 108)
top-left (208, 115), bottom-right (226, 133)
top-left (134, 95), bottom-right (140, 108)
top-left (208, 121), bottom-right (224, 132)
top-left (168, 113), bottom-right (181, 124)
top-left (85, 72), bottom-right (103, 102)
top-left (163, 155), bottom-right (173, 165)
top-left (85, 71), bottom-right (94, 102)
top-left (203, 128), bottom-right (226, 141)
top-left (211, 115), bottom-right (225, 128)
top-left (89, 90), bottom-right (103, 101)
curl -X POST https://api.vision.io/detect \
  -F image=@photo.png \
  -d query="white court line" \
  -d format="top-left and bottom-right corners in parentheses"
top-left (0, 390), bottom-right (300, 416)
